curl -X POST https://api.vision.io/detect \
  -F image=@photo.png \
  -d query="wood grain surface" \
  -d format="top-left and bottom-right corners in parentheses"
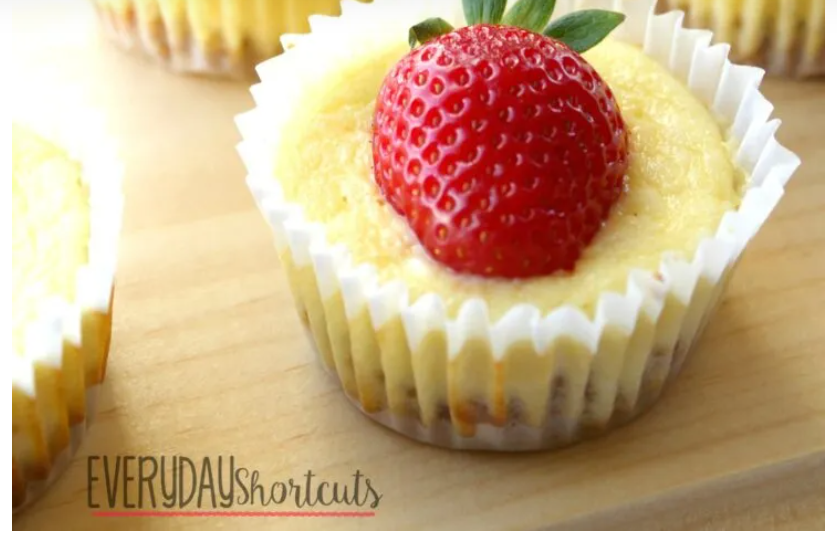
top-left (10, 0), bottom-right (824, 531)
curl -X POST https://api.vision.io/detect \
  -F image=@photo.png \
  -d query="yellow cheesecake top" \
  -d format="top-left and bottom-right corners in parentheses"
top-left (12, 124), bottom-right (90, 356)
top-left (273, 36), bottom-right (745, 320)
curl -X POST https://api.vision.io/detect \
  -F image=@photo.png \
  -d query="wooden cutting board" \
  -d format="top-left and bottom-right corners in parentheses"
top-left (10, 0), bottom-right (824, 531)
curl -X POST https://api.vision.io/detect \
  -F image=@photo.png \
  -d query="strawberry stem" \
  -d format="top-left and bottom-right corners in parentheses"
top-left (501, 0), bottom-right (556, 33)
top-left (407, 2), bottom-right (626, 54)
top-left (544, 10), bottom-right (626, 53)
top-left (463, 0), bottom-right (507, 26)
top-left (409, 18), bottom-right (454, 49)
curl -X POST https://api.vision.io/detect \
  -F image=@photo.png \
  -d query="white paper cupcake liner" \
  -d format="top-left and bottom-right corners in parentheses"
top-left (90, 0), bottom-right (351, 79)
top-left (236, 0), bottom-right (800, 451)
top-left (12, 87), bottom-right (124, 510)
top-left (656, 0), bottom-right (825, 77)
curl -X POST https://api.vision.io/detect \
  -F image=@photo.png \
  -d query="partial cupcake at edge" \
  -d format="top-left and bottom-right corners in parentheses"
top-left (89, 0), bottom-right (372, 79)
top-left (12, 101), bottom-right (123, 510)
top-left (657, 0), bottom-right (825, 77)
top-left (237, 0), bottom-right (800, 451)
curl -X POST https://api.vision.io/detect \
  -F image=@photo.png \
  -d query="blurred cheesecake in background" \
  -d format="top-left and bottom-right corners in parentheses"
top-left (657, 0), bottom-right (824, 77)
top-left (12, 114), bottom-right (122, 511)
top-left (90, 0), bottom-right (371, 79)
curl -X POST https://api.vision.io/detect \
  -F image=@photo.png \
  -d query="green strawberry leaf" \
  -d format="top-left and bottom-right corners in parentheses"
top-left (501, 0), bottom-right (556, 33)
top-left (408, 18), bottom-right (455, 48)
top-left (463, 0), bottom-right (507, 25)
top-left (544, 9), bottom-right (626, 53)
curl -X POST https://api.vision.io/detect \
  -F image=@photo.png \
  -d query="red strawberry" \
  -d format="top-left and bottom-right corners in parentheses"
top-left (372, 15), bottom-right (629, 279)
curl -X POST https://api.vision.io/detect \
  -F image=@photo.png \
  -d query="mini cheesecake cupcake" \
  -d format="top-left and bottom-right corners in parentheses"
top-left (91, 0), bottom-right (371, 79)
top-left (12, 99), bottom-right (123, 509)
top-left (657, 0), bottom-right (825, 77)
top-left (237, 0), bottom-right (799, 450)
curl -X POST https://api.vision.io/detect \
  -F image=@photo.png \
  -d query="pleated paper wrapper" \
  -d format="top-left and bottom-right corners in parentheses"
top-left (236, 0), bottom-right (800, 451)
top-left (12, 90), bottom-right (124, 510)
